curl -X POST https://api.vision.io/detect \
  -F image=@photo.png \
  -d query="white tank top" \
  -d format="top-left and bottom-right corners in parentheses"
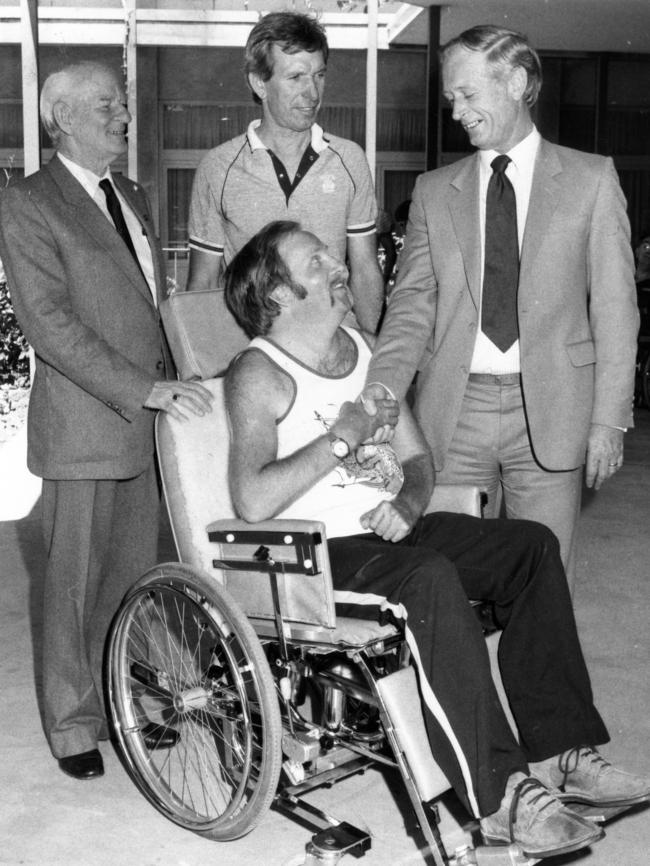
top-left (248, 327), bottom-right (394, 539)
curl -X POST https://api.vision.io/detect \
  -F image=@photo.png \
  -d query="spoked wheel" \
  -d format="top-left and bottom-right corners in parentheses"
top-left (106, 562), bottom-right (282, 840)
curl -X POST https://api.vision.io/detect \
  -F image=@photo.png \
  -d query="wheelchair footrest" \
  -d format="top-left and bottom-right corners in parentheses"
top-left (453, 843), bottom-right (540, 865)
top-left (308, 822), bottom-right (372, 861)
top-left (275, 792), bottom-right (372, 863)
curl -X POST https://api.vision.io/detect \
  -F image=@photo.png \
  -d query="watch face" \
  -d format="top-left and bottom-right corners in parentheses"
top-left (331, 438), bottom-right (350, 458)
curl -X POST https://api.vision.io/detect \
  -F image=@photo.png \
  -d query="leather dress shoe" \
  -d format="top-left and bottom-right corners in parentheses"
top-left (141, 721), bottom-right (180, 750)
top-left (58, 749), bottom-right (104, 780)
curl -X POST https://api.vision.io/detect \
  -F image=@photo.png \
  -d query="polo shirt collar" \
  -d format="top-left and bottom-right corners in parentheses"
top-left (246, 119), bottom-right (330, 154)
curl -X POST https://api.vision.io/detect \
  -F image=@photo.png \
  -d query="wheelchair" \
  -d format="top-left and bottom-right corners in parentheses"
top-left (104, 372), bottom-right (543, 866)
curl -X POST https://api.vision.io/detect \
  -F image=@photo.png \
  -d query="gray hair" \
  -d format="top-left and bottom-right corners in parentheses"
top-left (441, 25), bottom-right (543, 108)
top-left (40, 61), bottom-right (117, 145)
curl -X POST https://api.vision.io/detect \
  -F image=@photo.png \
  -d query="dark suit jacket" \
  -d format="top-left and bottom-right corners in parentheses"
top-left (369, 140), bottom-right (639, 471)
top-left (0, 157), bottom-right (173, 479)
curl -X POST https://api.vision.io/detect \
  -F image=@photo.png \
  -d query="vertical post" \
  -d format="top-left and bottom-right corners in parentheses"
top-left (124, 0), bottom-right (138, 181)
top-left (20, 0), bottom-right (40, 178)
top-left (365, 0), bottom-right (378, 184)
top-left (20, 0), bottom-right (40, 385)
top-left (425, 6), bottom-right (441, 170)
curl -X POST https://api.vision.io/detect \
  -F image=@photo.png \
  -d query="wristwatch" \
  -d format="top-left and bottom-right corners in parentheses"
top-left (328, 432), bottom-right (350, 459)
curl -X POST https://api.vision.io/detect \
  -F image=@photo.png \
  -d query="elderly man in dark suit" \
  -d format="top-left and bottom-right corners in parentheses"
top-left (0, 61), bottom-right (212, 780)
top-left (364, 26), bottom-right (639, 592)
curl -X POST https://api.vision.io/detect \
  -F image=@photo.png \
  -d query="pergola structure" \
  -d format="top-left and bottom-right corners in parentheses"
top-left (5, 0), bottom-right (434, 181)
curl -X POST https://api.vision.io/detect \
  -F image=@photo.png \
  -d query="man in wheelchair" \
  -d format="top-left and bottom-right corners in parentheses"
top-left (222, 220), bottom-right (649, 860)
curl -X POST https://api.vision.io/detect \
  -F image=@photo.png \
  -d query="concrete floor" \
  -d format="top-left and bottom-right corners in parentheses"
top-left (1, 412), bottom-right (649, 866)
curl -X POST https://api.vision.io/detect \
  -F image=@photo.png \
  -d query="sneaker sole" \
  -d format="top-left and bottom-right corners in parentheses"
top-left (481, 825), bottom-right (604, 859)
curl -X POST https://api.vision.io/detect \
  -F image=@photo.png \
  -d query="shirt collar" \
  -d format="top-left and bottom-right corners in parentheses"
top-left (479, 125), bottom-right (541, 175)
top-left (246, 119), bottom-right (329, 154)
top-left (56, 152), bottom-right (112, 198)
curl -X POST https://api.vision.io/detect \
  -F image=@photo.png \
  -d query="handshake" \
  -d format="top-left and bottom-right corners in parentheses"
top-left (324, 383), bottom-right (403, 493)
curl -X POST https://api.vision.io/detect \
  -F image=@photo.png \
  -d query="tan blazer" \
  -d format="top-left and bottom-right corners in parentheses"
top-left (369, 140), bottom-right (639, 471)
top-left (0, 157), bottom-right (173, 479)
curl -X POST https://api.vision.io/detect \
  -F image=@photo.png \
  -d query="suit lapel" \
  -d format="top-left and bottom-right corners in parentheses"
top-left (520, 140), bottom-right (563, 293)
top-left (46, 158), bottom-right (155, 307)
top-left (447, 155), bottom-right (481, 310)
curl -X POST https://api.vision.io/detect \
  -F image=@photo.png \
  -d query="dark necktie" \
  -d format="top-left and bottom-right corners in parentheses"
top-left (99, 178), bottom-right (143, 274)
top-left (481, 154), bottom-right (519, 352)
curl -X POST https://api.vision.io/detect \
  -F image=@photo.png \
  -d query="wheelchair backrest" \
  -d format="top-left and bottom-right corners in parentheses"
top-left (155, 378), bottom-right (337, 630)
top-left (156, 377), bottom-right (233, 569)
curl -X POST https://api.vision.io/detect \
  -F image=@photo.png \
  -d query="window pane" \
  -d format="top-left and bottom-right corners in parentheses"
top-left (0, 104), bottom-right (22, 148)
top-left (167, 168), bottom-right (195, 252)
top-left (384, 170), bottom-right (420, 223)
top-left (163, 104), bottom-right (259, 149)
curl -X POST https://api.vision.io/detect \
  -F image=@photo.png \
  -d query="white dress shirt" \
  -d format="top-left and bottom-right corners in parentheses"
top-left (470, 126), bottom-right (541, 374)
top-left (57, 152), bottom-right (157, 306)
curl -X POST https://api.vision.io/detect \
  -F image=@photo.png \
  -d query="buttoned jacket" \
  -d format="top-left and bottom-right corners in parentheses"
top-left (369, 139), bottom-right (639, 471)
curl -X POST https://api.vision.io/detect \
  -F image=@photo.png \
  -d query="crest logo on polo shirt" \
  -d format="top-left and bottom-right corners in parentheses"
top-left (321, 174), bottom-right (336, 194)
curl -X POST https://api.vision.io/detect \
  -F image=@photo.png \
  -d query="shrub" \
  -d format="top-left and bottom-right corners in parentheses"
top-left (0, 274), bottom-right (30, 388)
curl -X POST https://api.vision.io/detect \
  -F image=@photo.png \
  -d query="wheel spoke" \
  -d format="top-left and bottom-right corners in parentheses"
top-left (107, 567), bottom-right (282, 839)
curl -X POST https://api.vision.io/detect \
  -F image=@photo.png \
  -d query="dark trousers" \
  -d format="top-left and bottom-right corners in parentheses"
top-left (328, 512), bottom-right (608, 817)
top-left (41, 461), bottom-right (160, 759)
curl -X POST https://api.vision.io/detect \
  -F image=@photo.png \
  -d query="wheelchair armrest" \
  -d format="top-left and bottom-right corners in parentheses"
top-left (425, 484), bottom-right (483, 517)
top-left (206, 518), bottom-right (337, 629)
top-left (207, 518), bottom-right (330, 575)
top-left (208, 517), bottom-right (328, 537)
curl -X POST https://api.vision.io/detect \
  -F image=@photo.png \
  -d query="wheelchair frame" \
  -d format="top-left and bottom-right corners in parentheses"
top-left (105, 378), bottom-right (540, 866)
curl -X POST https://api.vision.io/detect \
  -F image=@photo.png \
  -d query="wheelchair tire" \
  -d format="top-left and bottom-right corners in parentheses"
top-left (106, 562), bottom-right (283, 840)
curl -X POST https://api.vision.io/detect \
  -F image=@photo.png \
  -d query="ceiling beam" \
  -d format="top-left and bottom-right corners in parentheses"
top-left (0, 6), bottom-right (395, 49)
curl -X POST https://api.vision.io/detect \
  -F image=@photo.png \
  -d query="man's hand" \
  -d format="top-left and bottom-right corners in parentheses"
top-left (359, 499), bottom-right (416, 543)
top-left (332, 398), bottom-right (398, 449)
top-left (358, 382), bottom-right (399, 444)
top-left (585, 423), bottom-right (624, 490)
top-left (144, 380), bottom-right (214, 421)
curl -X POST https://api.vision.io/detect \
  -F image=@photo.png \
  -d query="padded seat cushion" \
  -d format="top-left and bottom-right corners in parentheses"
top-left (331, 617), bottom-right (398, 646)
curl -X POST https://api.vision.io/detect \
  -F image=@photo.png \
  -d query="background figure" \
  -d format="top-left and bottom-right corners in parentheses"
top-left (635, 231), bottom-right (650, 301)
top-left (385, 199), bottom-right (411, 295)
top-left (365, 25), bottom-right (639, 592)
top-left (634, 231), bottom-right (650, 407)
top-left (0, 61), bottom-right (212, 781)
top-left (376, 207), bottom-right (397, 290)
top-left (186, 11), bottom-right (384, 333)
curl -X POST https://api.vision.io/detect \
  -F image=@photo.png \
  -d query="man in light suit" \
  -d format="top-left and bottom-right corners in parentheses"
top-left (0, 61), bottom-right (212, 780)
top-left (364, 26), bottom-right (639, 590)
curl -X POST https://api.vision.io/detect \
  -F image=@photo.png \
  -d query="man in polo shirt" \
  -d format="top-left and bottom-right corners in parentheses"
top-left (186, 11), bottom-right (384, 333)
